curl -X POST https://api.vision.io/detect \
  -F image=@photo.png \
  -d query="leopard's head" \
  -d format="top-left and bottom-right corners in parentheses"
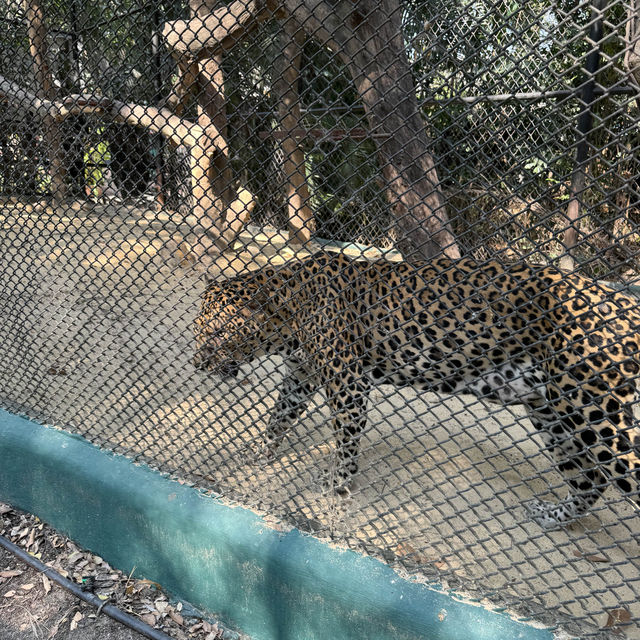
top-left (193, 276), bottom-right (271, 379)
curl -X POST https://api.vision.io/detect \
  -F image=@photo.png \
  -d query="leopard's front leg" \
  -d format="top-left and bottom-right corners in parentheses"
top-left (305, 304), bottom-right (369, 494)
top-left (323, 363), bottom-right (371, 495)
top-left (260, 354), bottom-right (318, 459)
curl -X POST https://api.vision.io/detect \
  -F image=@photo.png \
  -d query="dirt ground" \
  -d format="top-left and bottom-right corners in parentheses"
top-left (0, 502), bottom-right (225, 640)
top-left (0, 542), bottom-right (144, 640)
top-left (0, 199), bottom-right (639, 638)
top-left (0, 552), bottom-right (143, 640)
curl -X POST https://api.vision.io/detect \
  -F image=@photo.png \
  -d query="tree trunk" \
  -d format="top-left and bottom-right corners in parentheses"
top-left (23, 0), bottom-right (67, 202)
top-left (272, 20), bottom-right (314, 245)
top-left (164, 0), bottom-right (461, 260)
top-left (188, 0), bottom-right (238, 254)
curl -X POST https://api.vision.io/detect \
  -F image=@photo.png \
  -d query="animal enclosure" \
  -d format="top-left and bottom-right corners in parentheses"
top-left (2, 0), bottom-right (640, 637)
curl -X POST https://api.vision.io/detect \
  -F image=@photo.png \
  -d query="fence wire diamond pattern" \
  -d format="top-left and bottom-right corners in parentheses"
top-left (2, 0), bottom-right (640, 637)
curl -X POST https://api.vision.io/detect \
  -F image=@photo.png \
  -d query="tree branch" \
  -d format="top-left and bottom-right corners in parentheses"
top-left (0, 75), bottom-right (214, 150)
top-left (163, 0), bottom-right (283, 57)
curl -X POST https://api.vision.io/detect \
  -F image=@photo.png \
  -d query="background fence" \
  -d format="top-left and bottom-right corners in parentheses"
top-left (1, 0), bottom-right (640, 637)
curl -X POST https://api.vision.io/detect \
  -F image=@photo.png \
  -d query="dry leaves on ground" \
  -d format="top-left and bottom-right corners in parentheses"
top-left (0, 502), bottom-right (230, 639)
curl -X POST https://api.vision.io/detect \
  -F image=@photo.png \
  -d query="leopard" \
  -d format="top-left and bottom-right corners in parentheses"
top-left (193, 251), bottom-right (640, 529)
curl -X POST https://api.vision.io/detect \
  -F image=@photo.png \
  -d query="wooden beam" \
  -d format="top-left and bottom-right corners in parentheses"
top-left (0, 77), bottom-right (213, 150)
top-left (111, 100), bottom-right (212, 150)
top-left (163, 0), bottom-right (282, 57)
top-left (258, 127), bottom-right (390, 141)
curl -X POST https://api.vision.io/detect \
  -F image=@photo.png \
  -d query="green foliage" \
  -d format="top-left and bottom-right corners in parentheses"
top-left (400, 0), bottom-right (639, 266)
top-left (305, 139), bottom-right (389, 244)
top-left (83, 129), bottom-right (111, 198)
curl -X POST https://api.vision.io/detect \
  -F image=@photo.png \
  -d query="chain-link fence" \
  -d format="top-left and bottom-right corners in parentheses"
top-left (2, 0), bottom-right (640, 637)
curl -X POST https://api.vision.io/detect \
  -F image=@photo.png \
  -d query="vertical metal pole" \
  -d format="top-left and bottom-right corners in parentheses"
top-left (152, 5), bottom-right (166, 209)
top-left (560, 0), bottom-right (606, 271)
top-left (70, 0), bottom-right (81, 86)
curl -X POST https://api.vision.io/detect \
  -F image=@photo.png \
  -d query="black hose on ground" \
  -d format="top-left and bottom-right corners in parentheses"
top-left (0, 533), bottom-right (176, 640)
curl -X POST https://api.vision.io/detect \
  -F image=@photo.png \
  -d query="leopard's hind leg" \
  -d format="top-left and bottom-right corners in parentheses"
top-left (525, 382), bottom-right (640, 528)
top-left (525, 400), bottom-right (608, 527)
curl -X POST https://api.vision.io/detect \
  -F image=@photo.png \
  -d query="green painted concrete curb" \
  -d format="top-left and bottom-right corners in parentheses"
top-left (0, 409), bottom-right (553, 640)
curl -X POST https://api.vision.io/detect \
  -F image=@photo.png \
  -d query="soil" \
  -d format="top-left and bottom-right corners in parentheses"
top-left (0, 199), bottom-right (638, 638)
top-left (0, 503), bottom-right (225, 640)
top-left (0, 541), bottom-right (143, 640)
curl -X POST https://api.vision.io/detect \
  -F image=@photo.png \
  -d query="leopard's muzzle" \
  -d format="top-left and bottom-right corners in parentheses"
top-left (193, 351), bottom-right (240, 379)
top-left (215, 361), bottom-right (241, 379)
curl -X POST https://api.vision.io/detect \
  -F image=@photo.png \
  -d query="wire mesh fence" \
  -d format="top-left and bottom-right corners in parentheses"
top-left (2, 0), bottom-right (640, 637)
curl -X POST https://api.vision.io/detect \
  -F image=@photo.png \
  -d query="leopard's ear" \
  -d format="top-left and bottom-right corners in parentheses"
top-left (245, 293), bottom-right (266, 312)
top-left (202, 271), bottom-right (214, 287)
top-left (244, 284), bottom-right (269, 312)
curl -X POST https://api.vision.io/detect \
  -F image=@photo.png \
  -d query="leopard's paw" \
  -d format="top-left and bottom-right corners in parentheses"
top-left (318, 467), bottom-right (353, 497)
top-left (248, 434), bottom-right (281, 464)
top-left (524, 499), bottom-right (577, 530)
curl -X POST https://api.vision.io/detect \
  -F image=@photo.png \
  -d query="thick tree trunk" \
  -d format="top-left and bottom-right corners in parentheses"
top-left (164, 0), bottom-right (460, 260)
top-left (344, 1), bottom-right (458, 260)
top-left (272, 20), bottom-right (314, 245)
top-left (24, 0), bottom-right (67, 202)
top-left (282, 0), bottom-right (459, 260)
top-left (625, 0), bottom-right (640, 106)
